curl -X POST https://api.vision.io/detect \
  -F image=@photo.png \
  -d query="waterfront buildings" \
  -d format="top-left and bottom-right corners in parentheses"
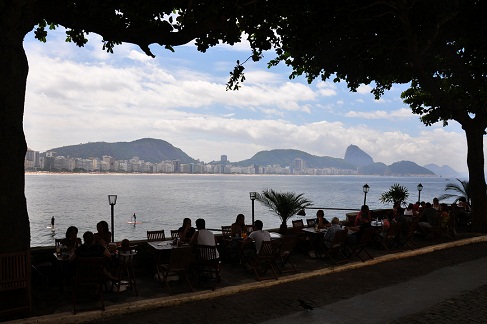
top-left (24, 148), bottom-right (358, 175)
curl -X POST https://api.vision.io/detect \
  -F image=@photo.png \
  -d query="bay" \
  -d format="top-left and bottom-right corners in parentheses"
top-left (25, 173), bottom-right (456, 247)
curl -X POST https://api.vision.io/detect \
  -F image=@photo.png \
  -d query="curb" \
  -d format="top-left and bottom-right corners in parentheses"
top-left (12, 235), bottom-right (487, 324)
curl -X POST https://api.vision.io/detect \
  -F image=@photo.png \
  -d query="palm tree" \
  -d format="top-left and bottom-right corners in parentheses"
top-left (438, 178), bottom-right (470, 205)
top-left (255, 188), bottom-right (313, 234)
top-left (379, 183), bottom-right (409, 207)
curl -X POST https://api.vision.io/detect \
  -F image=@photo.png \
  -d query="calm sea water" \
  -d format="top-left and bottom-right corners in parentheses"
top-left (25, 173), bottom-right (456, 246)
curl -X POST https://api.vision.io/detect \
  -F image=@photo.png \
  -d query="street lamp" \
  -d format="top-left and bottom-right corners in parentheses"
top-left (417, 183), bottom-right (423, 202)
top-left (249, 192), bottom-right (257, 225)
top-left (108, 195), bottom-right (117, 242)
top-left (363, 183), bottom-right (370, 205)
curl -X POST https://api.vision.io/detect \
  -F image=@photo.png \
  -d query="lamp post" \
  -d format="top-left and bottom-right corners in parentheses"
top-left (363, 183), bottom-right (370, 205)
top-left (249, 192), bottom-right (257, 225)
top-left (108, 195), bottom-right (117, 243)
top-left (417, 183), bottom-right (423, 202)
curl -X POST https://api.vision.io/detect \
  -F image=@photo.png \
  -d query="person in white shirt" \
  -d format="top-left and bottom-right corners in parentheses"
top-left (241, 220), bottom-right (271, 270)
top-left (190, 218), bottom-right (219, 258)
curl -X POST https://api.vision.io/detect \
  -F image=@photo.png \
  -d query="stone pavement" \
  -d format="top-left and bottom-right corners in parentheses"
top-left (87, 238), bottom-right (487, 323)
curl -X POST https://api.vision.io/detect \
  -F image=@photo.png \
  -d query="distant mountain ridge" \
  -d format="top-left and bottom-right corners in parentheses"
top-left (43, 138), bottom-right (463, 176)
top-left (47, 138), bottom-right (197, 164)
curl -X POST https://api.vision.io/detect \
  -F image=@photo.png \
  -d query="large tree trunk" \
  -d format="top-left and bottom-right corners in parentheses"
top-left (464, 123), bottom-right (487, 233)
top-left (0, 4), bottom-right (32, 253)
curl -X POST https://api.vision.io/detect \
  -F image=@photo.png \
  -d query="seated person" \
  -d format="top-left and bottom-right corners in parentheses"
top-left (71, 231), bottom-right (111, 259)
top-left (316, 210), bottom-right (330, 229)
top-left (347, 213), bottom-right (372, 244)
top-left (418, 202), bottom-right (437, 236)
top-left (190, 218), bottom-right (219, 259)
top-left (94, 220), bottom-right (111, 246)
top-left (242, 220), bottom-right (271, 268)
top-left (323, 217), bottom-right (342, 248)
top-left (231, 213), bottom-right (248, 237)
top-left (178, 218), bottom-right (196, 243)
top-left (354, 205), bottom-right (372, 226)
top-left (70, 231), bottom-right (115, 280)
top-left (404, 203), bottom-right (415, 221)
top-left (60, 226), bottom-right (82, 252)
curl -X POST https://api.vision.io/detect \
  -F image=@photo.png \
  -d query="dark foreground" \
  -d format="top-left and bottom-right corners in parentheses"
top-left (4, 230), bottom-right (486, 324)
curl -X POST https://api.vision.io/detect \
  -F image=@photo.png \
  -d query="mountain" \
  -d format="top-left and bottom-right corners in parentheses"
top-left (424, 163), bottom-right (465, 178)
top-left (344, 145), bottom-right (374, 166)
top-left (388, 161), bottom-right (435, 176)
top-left (234, 149), bottom-right (356, 169)
top-left (45, 138), bottom-right (197, 164)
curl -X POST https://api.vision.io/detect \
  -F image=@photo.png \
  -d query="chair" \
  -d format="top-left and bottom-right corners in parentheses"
top-left (404, 219), bottom-right (419, 250)
top-left (193, 245), bottom-right (221, 291)
top-left (112, 249), bottom-right (138, 296)
top-left (379, 222), bottom-right (402, 253)
top-left (170, 230), bottom-right (179, 241)
top-left (157, 246), bottom-right (194, 295)
top-left (147, 230), bottom-right (166, 242)
top-left (275, 236), bottom-right (298, 274)
top-left (292, 220), bottom-right (305, 232)
top-left (0, 251), bottom-right (32, 315)
top-left (349, 227), bottom-right (375, 262)
top-left (72, 257), bottom-right (105, 314)
top-left (323, 229), bottom-right (349, 264)
top-left (306, 219), bottom-right (316, 228)
top-left (249, 241), bottom-right (279, 281)
top-left (291, 219), bottom-right (309, 254)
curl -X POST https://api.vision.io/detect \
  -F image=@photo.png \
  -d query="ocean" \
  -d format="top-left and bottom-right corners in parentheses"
top-left (25, 173), bottom-right (456, 247)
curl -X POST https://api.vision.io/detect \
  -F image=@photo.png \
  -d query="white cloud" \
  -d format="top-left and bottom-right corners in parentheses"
top-left (22, 28), bottom-right (469, 173)
top-left (345, 108), bottom-right (415, 120)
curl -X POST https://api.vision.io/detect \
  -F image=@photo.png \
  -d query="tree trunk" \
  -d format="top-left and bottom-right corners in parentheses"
top-left (464, 123), bottom-right (487, 233)
top-left (0, 4), bottom-right (33, 253)
top-left (279, 222), bottom-right (288, 235)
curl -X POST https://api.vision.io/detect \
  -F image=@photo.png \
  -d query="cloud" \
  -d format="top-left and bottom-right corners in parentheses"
top-left (22, 28), bottom-right (469, 173)
top-left (345, 108), bottom-right (415, 120)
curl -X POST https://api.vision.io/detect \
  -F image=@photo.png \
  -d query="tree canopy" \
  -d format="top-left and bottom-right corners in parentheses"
top-left (1, 0), bottom-right (487, 253)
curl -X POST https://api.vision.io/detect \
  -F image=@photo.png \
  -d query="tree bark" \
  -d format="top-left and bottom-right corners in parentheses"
top-left (463, 122), bottom-right (487, 232)
top-left (0, 3), bottom-right (32, 253)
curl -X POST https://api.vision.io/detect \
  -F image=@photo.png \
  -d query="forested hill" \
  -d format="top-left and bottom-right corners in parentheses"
top-left (234, 149), bottom-right (355, 169)
top-left (47, 138), bottom-right (197, 164)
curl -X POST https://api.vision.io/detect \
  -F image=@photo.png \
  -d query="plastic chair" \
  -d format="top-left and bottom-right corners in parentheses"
top-left (170, 230), bottom-right (179, 240)
top-left (112, 249), bottom-right (138, 295)
top-left (379, 222), bottom-right (403, 252)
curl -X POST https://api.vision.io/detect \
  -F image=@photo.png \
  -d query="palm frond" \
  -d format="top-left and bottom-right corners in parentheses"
top-left (256, 188), bottom-right (313, 224)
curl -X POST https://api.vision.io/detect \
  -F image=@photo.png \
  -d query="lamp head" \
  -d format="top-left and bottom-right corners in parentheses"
top-left (363, 183), bottom-right (370, 193)
top-left (108, 195), bottom-right (117, 206)
top-left (417, 183), bottom-right (423, 192)
top-left (249, 192), bottom-right (257, 200)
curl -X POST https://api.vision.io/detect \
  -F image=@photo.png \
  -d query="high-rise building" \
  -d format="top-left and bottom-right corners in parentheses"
top-left (221, 155), bottom-right (228, 163)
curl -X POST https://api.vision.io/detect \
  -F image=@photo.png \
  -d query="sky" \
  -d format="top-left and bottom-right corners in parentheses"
top-left (23, 27), bottom-right (472, 173)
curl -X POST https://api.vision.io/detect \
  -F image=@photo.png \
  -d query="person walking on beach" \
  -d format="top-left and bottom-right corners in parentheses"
top-left (133, 213), bottom-right (136, 223)
top-left (51, 216), bottom-right (55, 229)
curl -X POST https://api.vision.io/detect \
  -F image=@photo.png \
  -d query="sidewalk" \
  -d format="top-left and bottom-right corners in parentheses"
top-left (10, 236), bottom-right (485, 324)
top-left (263, 256), bottom-right (487, 323)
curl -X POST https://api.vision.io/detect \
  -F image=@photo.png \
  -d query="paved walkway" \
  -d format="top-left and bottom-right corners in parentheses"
top-left (9, 237), bottom-right (487, 323)
top-left (263, 256), bottom-right (487, 323)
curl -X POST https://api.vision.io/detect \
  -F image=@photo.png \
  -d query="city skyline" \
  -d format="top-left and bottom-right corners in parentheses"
top-left (23, 27), bottom-right (471, 172)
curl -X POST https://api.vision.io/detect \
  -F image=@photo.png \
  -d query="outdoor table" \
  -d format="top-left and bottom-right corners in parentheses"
top-left (52, 252), bottom-right (73, 295)
top-left (301, 227), bottom-right (327, 258)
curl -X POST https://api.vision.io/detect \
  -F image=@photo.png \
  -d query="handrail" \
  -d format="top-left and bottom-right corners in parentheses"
top-left (302, 207), bottom-right (361, 211)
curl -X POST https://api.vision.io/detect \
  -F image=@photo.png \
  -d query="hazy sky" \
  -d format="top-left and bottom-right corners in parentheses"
top-left (23, 28), bottom-right (471, 172)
